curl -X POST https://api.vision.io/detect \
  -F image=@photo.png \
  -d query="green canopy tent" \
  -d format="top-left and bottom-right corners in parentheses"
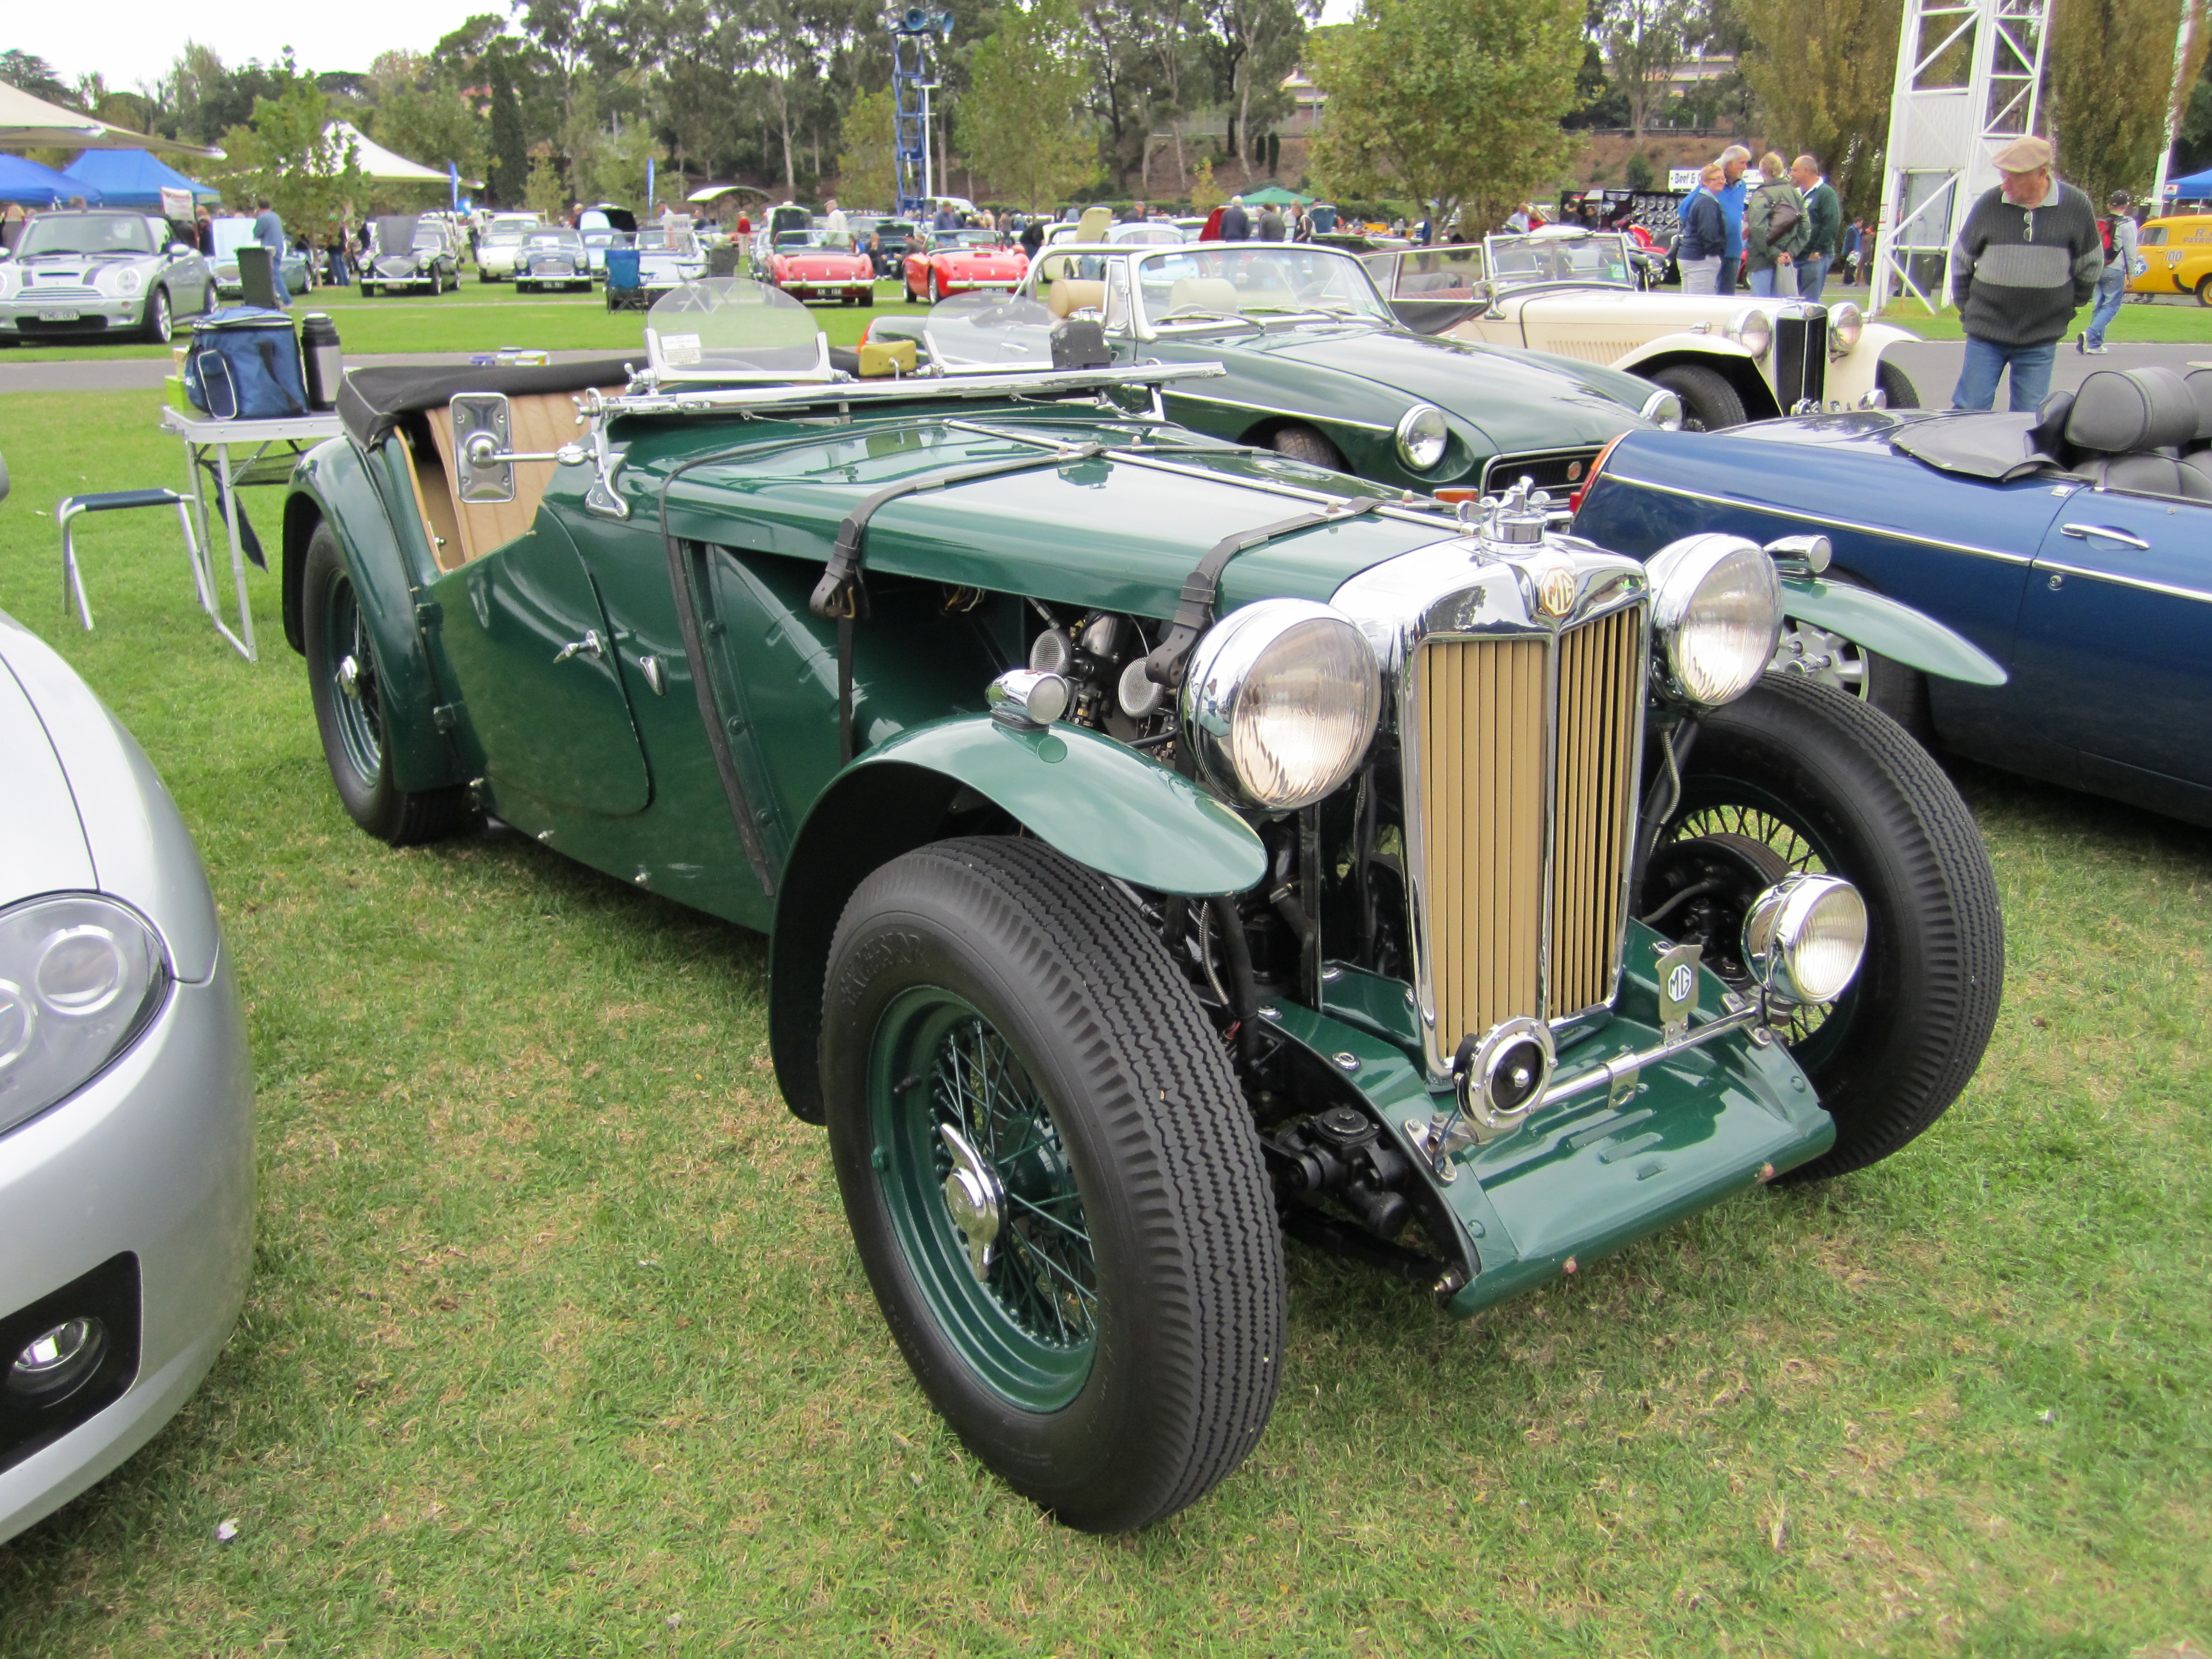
top-left (1239, 185), bottom-right (1314, 207)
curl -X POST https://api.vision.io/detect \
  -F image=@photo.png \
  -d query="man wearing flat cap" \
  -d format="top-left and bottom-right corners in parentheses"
top-left (1949, 134), bottom-right (2103, 411)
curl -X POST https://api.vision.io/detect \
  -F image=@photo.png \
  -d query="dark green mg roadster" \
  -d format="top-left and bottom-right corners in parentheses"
top-left (281, 284), bottom-right (2003, 1532)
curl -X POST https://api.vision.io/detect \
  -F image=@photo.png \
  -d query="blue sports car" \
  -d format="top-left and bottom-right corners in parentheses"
top-left (1573, 365), bottom-right (2212, 828)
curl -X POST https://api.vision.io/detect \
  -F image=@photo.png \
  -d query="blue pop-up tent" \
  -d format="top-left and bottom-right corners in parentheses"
top-left (60, 148), bottom-right (220, 209)
top-left (0, 152), bottom-right (98, 207)
top-left (2162, 166), bottom-right (2212, 206)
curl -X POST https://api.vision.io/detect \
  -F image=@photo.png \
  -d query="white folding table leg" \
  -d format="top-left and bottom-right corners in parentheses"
top-left (211, 441), bottom-right (256, 661)
top-left (60, 506), bottom-right (93, 629)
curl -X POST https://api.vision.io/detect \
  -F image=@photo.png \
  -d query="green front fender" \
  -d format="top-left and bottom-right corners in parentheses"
top-left (282, 439), bottom-right (466, 794)
top-left (768, 714), bottom-right (1265, 1124)
top-left (1782, 574), bottom-right (2008, 686)
top-left (853, 715), bottom-right (1267, 897)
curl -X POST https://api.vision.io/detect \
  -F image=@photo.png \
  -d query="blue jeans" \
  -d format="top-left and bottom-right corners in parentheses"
top-left (1799, 254), bottom-right (1829, 303)
top-left (1952, 336), bottom-right (2057, 411)
top-left (1717, 251), bottom-right (1739, 296)
top-left (2083, 266), bottom-right (2126, 347)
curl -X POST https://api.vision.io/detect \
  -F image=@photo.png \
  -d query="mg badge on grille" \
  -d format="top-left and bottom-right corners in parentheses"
top-left (1656, 941), bottom-right (1702, 1040)
top-left (1535, 563), bottom-right (1578, 619)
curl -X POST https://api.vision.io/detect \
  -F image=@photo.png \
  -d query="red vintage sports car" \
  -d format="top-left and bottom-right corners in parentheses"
top-left (764, 230), bottom-right (876, 307)
top-left (902, 229), bottom-right (1028, 304)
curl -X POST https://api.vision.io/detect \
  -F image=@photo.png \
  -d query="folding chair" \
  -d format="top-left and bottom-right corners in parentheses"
top-left (58, 490), bottom-right (211, 632)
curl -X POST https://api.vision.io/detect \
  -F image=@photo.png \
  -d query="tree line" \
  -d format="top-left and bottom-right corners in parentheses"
top-left (3, 0), bottom-right (2200, 232)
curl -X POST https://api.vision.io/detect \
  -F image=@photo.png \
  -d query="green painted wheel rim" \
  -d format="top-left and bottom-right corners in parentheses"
top-left (322, 571), bottom-right (384, 787)
top-left (868, 987), bottom-right (1098, 1411)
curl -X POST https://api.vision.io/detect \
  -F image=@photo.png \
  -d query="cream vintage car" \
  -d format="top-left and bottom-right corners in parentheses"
top-left (1370, 230), bottom-right (1923, 432)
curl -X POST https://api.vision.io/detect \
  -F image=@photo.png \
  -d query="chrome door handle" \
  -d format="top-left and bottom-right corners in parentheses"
top-left (2060, 523), bottom-right (2151, 550)
top-left (552, 628), bottom-right (605, 663)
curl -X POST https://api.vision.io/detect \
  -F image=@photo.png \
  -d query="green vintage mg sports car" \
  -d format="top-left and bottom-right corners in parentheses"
top-left (281, 284), bottom-right (2002, 1532)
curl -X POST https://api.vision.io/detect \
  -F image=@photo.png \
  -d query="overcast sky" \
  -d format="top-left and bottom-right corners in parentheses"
top-left (18, 0), bottom-right (1363, 95)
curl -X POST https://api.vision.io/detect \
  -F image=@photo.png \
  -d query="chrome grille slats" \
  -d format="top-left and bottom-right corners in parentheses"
top-left (1412, 607), bottom-right (1646, 1071)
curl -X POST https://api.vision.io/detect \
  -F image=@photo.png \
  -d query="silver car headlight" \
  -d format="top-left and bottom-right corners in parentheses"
top-left (0, 895), bottom-right (170, 1138)
top-left (1647, 533), bottom-right (1784, 707)
top-left (1743, 873), bottom-right (1866, 1005)
top-left (1394, 405), bottom-right (1449, 471)
top-left (115, 267), bottom-right (143, 296)
top-left (1828, 301), bottom-right (1863, 355)
top-left (1726, 307), bottom-right (1772, 361)
top-left (1182, 599), bottom-right (1381, 811)
top-left (1639, 387), bottom-right (1684, 430)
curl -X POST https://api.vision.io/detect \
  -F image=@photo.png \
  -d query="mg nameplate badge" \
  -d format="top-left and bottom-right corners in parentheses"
top-left (1656, 941), bottom-right (1701, 1041)
top-left (1535, 562), bottom-right (1578, 620)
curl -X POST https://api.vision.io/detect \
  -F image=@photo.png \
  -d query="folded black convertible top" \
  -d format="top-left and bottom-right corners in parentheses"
top-left (337, 356), bottom-right (640, 448)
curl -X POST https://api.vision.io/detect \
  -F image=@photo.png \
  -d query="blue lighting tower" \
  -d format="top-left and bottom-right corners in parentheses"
top-left (892, 8), bottom-right (954, 218)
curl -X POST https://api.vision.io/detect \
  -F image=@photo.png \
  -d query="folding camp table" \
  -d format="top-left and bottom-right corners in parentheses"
top-left (159, 405), bottom-right (342, 660)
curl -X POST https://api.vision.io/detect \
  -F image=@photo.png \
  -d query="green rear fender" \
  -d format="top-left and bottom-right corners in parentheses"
top-left (282, 440), bottom-right (467, 794)
top-left (768, 714), bottom-right (1265, 1124)
top-left (1781, 573), bottom-right (2008, 686)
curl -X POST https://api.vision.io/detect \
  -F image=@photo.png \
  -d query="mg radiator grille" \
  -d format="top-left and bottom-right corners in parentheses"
top-left (1413, 608), bottom-right (1646, 1067)
top-left (1774, 309), bottom-right (1830, 410)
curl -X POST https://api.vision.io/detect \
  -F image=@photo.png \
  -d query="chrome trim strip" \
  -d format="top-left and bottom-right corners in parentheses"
top-left (1604, 470), bottom-right (2038, 565)
top-left (1539, 1002), bottom-right (1765, 1111)
top-left (1157, 387), bottom-right (1396, 434)
top-left (600, 360), bottom-right (1225, 416)
top-left (2034, 555), bottom-right (2212, 605)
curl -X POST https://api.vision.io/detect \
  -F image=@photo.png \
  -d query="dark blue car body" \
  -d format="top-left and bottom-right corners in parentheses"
top-left (1576, 410), bottom-right (2212, 827)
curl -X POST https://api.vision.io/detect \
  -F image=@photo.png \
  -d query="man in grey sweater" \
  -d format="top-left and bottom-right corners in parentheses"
top-left (1950, 135), bottom-right (2103, 410)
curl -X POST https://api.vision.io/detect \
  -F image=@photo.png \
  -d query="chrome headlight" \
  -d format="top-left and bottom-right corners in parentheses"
top-left (1726, 307), bottom-right (1772, 361)
top-left (0, 895), bottom-right (170, 1138)
top-left (1182, 599), bottom-right (1381, 811)
top-left (1828, 301), bottom-right (1862, 354)
top-left (1394, 404), bottom-right (1449, 471)
top-left (1647, 533), bottom-right (1784, 707)
top-left (1639, 387), bottom-right (1684, 430)
top-left (115, 267), bottom-right (143, 296)
top-left (1743, 873), bottom-right (1866, 1005)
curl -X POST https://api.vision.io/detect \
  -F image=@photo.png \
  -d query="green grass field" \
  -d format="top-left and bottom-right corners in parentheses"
top-left (0, 392), bottom-right (2206, 1656)
top-left (2, 278), bottom-right (922, 362)
top-left (1879, 293), bottom-right (2212, 344)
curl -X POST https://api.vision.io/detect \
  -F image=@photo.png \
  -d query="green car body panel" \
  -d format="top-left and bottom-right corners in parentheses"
top-left (1780, 574), bottom-right (2008, 687)
top-left (1143, 325), bottom-right (1657, 490)
top-left (283, 392), bottom-right (1836, 1311)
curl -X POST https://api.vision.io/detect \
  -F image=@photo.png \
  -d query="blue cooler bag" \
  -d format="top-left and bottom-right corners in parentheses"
top-left (184, 307), bottom-right (309, 420)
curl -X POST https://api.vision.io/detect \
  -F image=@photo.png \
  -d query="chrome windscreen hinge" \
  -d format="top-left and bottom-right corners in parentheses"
top-left (432, 703), bottom-right (460, 733)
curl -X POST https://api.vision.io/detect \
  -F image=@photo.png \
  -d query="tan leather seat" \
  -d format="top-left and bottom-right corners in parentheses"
top-left (1166, 276), bottom-right (1241, 316)
top-left (1047, 279), bottom-right (1105, 318)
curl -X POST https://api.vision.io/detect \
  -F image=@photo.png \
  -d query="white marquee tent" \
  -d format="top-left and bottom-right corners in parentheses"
top-left (326, 121), bottom-right (480, 188)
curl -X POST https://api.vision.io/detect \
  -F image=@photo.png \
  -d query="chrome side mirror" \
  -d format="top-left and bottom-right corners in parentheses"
top-left (453, 393), bottom-right (516, 503)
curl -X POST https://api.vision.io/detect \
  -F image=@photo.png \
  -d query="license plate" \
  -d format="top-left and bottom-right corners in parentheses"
top-left (37, 308), bottom-right (80, 322)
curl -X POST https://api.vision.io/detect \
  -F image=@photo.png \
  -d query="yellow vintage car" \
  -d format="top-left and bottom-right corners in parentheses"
top-left (2131, 214), bottom-right (2212, 304)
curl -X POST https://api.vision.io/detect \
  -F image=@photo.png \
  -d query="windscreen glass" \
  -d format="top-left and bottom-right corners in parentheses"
top-left (1131, 245), bottom-right (1391, 327)
top-left (645, 277), bottom-right (827, 381)
top-left (920, 293), bottom-right (1059, 369)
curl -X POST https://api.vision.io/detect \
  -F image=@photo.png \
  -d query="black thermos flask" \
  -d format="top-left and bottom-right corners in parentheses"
top-left (301, 312), bottom-right (343, 410)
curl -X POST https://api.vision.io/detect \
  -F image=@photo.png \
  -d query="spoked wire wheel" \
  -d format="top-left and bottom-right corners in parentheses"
top-left (321, 568), bottom-right (385, 789)
top-left (868, 989), bottom-right (1097, 1411)
top-left (1656, 797), bottom-right (1847, 1053)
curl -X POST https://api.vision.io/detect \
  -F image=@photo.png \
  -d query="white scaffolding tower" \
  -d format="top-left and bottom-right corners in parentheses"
top-left (1868, 0), bottom-right (2050, 315)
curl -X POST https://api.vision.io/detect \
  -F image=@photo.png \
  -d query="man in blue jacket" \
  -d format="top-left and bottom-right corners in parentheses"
top-left (252, 196), bottom-right (290, 304)
top-left (1715, 146), bottom-right (1750, 296)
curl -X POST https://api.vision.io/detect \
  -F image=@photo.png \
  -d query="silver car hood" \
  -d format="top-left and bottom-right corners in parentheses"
top-left (0, 610), bottom-right (220, 983)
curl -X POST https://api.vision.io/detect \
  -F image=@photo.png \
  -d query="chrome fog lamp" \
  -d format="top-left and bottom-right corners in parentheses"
top-left (1647, 533), bottom-right (1785, 708)
top-left (1726, 307), bottom-right (1772, 361)
top-left (986, 668), bottom-right (1071, 729)
top-left (1394, 404), bottom-right (1450, 471)
top-left (1828, 301), bottom-right (1863, 354)
top-left (1639, 387), bottom-right (1684, 430)
top-left (1743, 873), bottom-right (1867, 1005)
top-left (1182, 599), bottom-right (1381, 811)
top-left (1455, 1015), bottom-right (1557, 1133)
top-left (6, 1316), bottom-right (108, 1407)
